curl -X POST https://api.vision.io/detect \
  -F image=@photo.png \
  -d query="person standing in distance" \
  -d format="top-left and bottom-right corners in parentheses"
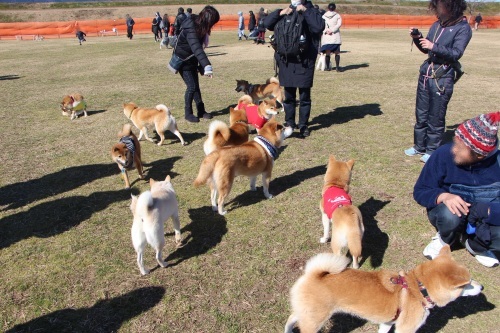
top-left (320, 3), bottom-right (342, 72)
top-left (264, 0), bottom-right (325, 138)
top-left (405, 0), bottom-right (472, 163)
top-left (125, 14), bottom-right (135, 40)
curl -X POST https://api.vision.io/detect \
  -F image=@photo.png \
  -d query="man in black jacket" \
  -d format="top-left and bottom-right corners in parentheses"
top-left (173, 7), bottom-right (187, 36)
top-left (264, 0), bottom-right (324, 138)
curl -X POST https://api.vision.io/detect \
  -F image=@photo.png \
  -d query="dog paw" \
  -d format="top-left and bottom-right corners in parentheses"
top-left (157, 142), bottom-right (162, 146)
top-left (211, 205), bottom-right (218, 212)
top-left (250, 187), bottom-right (257, 191)
top-left (140, 268), bottom-right (150, 275)
top-left (182, 141), bottom-right (188, 146)
top-left (320, 237), bottom-right (330, 243)
top-left (159, 261), bottom-right (169, 268)
top-left (265, 194), bottom-right (273, 199)
top-left (219, 210), bottom-right (227, 216)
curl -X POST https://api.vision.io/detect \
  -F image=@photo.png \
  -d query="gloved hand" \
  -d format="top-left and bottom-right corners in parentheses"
top-left (467, 202), bottom-right (490, 227)
top-left (203, 65), bottom-right (213, 78)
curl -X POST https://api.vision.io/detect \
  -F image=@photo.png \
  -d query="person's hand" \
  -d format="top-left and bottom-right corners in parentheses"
top-left (437, 193), bottom-right (470, 217)
top-left (325, 29), bottom-right (333, 35)
top-left (419, 38), bottom-right (434, 50)
top-left (296, 4), bottom-right (307, 12)
top-left (409, 27), bottom-right (420, 38)
top-left (204, 65), bottom-right (213, 78)
top-left (280, 7), bottom-right (293, 16)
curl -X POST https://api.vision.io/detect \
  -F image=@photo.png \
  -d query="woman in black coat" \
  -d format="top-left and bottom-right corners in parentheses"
top-left (174, 6), bottom-right (220, 122)
top-left (264, 1), bottom-right (324, 137)
top-left (151, 17), bottom-right (159, 42)
top-left (248, 10), bottom-right (256, 35)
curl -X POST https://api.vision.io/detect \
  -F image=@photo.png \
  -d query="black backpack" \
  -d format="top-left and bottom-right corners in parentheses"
top-left (273, 9), bottom-right (306, 60)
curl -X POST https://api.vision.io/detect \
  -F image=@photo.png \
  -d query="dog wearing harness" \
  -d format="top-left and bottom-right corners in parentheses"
top-left (319, 155), bottom-right (364, 268)
top-left (111, 124), bottom-right (144, 189)
top-left (60, 93), bottom-right (88, 120)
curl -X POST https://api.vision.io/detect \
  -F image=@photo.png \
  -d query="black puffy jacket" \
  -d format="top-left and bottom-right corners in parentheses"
top-left (264, 2), bottom-right (325, 88)
top-left (174, 16), bottom-right (211, 72)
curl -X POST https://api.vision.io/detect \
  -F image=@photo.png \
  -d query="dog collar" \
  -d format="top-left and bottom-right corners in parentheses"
top-left (247, 84), bottom-right (255, 95)
top-left (417, 280), bottom-right (436, 309)
top-left (390, 274), bottom-right (409, 289)
top-left (254, 135), bottom-right (278, 160)
top-left (127, 107), bottom-right (135, 119)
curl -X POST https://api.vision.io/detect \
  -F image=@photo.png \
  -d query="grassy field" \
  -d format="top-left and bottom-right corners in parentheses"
top-left (0, 29), bottom-right (499, 332)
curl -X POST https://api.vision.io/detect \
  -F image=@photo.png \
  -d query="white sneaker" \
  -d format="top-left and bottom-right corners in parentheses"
top-left (423, 232), bottom-right (445, 260)
top-left (465, 240), bottom-right (499, 267)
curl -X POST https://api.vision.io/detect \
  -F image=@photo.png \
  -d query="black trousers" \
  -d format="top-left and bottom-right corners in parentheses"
top-left (127, 26), bottom-right (133, 39)
top-left (179, 69), bottom-right (205, 117)
top-left (283, 87), bottom-right (311, 130)
top-left (413, 75), bottom-right (454, 154)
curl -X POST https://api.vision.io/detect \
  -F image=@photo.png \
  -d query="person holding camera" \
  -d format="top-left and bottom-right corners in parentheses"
top-left (404, 0), bottom-right (472, 163)
top-left (174, 5), bottom-right (220, 123)
top-left (264, 0), bottom-right (324, 138)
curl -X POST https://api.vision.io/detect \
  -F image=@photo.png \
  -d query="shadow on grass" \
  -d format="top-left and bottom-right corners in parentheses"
top-left (6, 286), bottom-right (165, 333)
top-left (418, 293), bottom-right (495, 333)
top-left (442, 123), bottom-right (460, 145)
top-left (143, 156), bottom-right (181, 181)
top-left (0, 163), bottom-right (117, 211)
top-left (0, 74), bottom-right (21, 80)
top-left (165, 206), bottom-right (227, 266)
top-left (339, 62), bottom-right (369, 72)
top-left (309, 103), bottom-right (382, 132)
top-left (205, 52), bottom-right (227, 57)
top-left (358, 197), bottom-right (391, 268)
top-left (0, 190), bottom-right (130, 250)
top-left (210, 104), bottom-right (236, 117)
top-left (149, 128), bottom-right (205, 146)
top-left (86, 109), bottom-right (107, 116)
top-left (325, 313), bottom-right (367, 333)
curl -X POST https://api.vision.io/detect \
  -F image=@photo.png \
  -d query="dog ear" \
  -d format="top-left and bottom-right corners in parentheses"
top-left (329, 155), bottom-right (337, 162)
top-left (149, 178), bottom-right (156, 186)
top-left (165, 175), bottom-right (171, 182)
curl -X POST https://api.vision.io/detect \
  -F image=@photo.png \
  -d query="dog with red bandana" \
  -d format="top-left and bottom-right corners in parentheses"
top-left (319, 155), bottom-right (364, 268)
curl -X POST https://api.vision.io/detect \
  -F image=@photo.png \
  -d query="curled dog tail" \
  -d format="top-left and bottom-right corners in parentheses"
top-left (203, 120), bottom-right (230, 155)
top-left (304, 253), bottom-right (350, 279)
top-left (267, 77), bottom-right (279, 85)
top-left (193, 151), bottom-right (219, 187)
top-left (118, 123), bottom-right (133, 137)
top-left (156, 104), bottom-right (171, 116)
top-left (135, 190), bottom-right (154, 218)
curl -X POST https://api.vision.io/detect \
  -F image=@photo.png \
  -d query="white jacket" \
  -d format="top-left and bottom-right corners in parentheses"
top-left (321, 11), bottom-right (342, 45)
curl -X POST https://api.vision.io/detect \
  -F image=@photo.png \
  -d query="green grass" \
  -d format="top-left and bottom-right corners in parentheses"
top-left (0, 30), bottom-right (499, 332)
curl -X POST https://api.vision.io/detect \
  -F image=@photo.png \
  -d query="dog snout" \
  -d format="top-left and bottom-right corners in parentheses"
top-left (235, 86), bottom-right (242, 92)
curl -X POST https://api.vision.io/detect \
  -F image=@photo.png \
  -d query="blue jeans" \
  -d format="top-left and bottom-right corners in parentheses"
top-left (427, 203), bottom-right (466, 244)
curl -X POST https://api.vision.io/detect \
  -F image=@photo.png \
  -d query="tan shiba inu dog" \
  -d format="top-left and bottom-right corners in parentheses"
top-left (123, 102), bottom-right (186, 146)
top-left (60, 93), bottom-right (87, 120)
top-left (284, 246), bottom-right (483, 333)
top-left (110, 124), bottom-right (144, 189)
top-left (320, 155), bottom-right (364, 268)
top-left (194, 119), bottom-right (286, 215)
top-left (203, 106), bottom-right (249, 155)
top-left (130, 175), bottom-right (182, 275)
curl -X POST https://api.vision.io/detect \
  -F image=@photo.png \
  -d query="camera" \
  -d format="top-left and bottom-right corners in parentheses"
top-left (411, 28), bottom-right (420, 36)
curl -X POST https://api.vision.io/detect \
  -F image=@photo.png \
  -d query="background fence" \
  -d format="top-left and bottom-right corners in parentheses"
top-left (1, 14), bottom-right (498, 40)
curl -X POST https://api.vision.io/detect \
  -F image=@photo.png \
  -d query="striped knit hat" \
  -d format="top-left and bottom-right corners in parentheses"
top-left (455, 111), bottom-right (500, 156)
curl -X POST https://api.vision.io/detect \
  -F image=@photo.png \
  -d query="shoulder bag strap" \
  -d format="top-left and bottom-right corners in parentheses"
top-left (173, 29), bottom-right (195, 62)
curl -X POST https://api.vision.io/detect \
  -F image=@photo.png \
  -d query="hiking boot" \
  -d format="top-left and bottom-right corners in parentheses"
top-left (423, 232), bottom-right (445, 260)
top-left (465, 240), bottom-right (499, 267)
top-left (404, 147), bottom-right (424, 156)
top-left (185, 114), bottom-right (199, 123)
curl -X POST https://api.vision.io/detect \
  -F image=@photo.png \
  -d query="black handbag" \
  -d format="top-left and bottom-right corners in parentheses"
top-left (167, 30), bottom-right (194, 74)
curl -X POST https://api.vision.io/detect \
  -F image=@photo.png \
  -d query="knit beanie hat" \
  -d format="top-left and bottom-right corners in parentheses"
top-left (455, 111), bottom-right (500, 156)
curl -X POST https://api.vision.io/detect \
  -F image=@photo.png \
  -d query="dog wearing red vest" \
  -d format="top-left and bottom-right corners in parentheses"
top-left (235, 94), bottom-right (282, 133)
top-left (319, 155), bottom-right (364, 268)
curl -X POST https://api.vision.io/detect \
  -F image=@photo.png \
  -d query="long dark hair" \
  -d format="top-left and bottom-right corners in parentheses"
top-left (429, 0), bottom-right (467, 21)
top-left (193, 6), bottom-right (220, 37)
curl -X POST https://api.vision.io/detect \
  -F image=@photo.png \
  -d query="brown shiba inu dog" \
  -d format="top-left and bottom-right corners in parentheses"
top-left (60, 93), bottom-right (87, 120)
top-left (203, 107), bottom-right (249, 155)
top-left (320, 155), bottom-right (364, 269)
top-left (235, 94), bottom-right (282, 132)
top-left (123, 102), bottom-right (186, 146)
top-left (235, 77), bottom-right (283, 104)
top-left (110, 124), bottom-right (144, 189)
top-left (130, 175), bottom-right (182, 275)
top-left (284, 245), bottom-right (483, 333)
top-left (194, 119), bottom-right (286, 215)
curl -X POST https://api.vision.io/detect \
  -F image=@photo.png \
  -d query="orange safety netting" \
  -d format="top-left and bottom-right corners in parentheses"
top-left (1, 14), bottom-right (498, 40)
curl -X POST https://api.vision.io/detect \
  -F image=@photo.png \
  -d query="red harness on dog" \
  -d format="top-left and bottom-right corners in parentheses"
top-left (238, 101), bottom-right (266, 130)
top-left (323, 186), bottom-right (352, 219)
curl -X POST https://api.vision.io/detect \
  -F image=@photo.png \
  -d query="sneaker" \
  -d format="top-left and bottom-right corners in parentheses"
top-left (185, 114), bottom-right (199, 123)
top-left (420, 153), bottom-right (431, 163)
top-left (283, 126), bottom-right (294, 139)
top-left (198, 112), bottom-right (213, 120)
top-left (423, 232), bottom-right (445, 260)
top-left (465, 240), bottom-right (499, 267)
top-left (404, 147), bottom-right (424, 156)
